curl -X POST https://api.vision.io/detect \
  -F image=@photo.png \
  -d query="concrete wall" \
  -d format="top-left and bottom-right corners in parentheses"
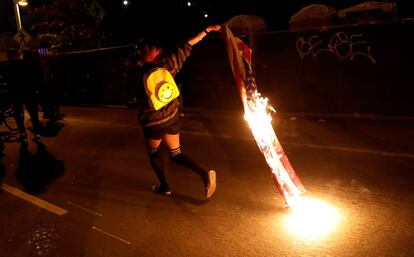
top-left (252, 19), bottom-right (414, 116)
top-left (167, 19), bottom-right (414, 116)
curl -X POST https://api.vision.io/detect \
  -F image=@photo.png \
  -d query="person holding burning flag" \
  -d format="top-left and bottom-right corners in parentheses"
top-left (132, 24), bottom-right (221, 199)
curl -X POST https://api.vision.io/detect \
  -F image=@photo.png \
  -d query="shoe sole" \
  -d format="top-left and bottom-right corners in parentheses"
top-left (32, 136), bottom-right (41, 142)
top-left (152, 185), bottom-right (172, 196)
top-left (206, 170), bottom-right (216, 199)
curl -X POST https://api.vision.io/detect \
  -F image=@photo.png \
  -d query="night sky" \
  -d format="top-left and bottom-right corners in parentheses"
top-left (1, 0), bottom-right (413, 43)
top-left (91, 0), bottom-right (414, 42)
top-left (96, 0), bottom-right (413, 30)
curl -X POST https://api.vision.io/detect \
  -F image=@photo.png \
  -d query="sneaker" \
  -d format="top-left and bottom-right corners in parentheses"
top-left (32, 134), bottom-right (41, 142)
top-left (206, 170), bottom-right (216, 199)
top-left (152, 185), bottom-right (172, 196)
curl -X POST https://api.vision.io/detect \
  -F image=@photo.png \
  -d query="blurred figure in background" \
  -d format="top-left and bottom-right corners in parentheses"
top-left (6, 49), bottom-right (43, 142)
top-left (37, 52), bottom-right (62, 123)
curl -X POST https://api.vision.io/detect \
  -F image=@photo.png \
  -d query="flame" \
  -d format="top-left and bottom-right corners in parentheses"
top-left (243, 94), bottom-right (275, 159)
top-left (244, 92), bottom-right (303, 204)
top-left (244, 94), bottom-right (274, 138)
top-left (243, 93), bottom-right (340, 240)
top-left (224, 27), bottom-right (340, 240)
top-left (284, 195), bottom-right (341, 241)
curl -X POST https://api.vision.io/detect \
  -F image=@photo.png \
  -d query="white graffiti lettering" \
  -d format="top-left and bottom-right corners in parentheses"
top-left (296, 32), bottom-right (376, 64)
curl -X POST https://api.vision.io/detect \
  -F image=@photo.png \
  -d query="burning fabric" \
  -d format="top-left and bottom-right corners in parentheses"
top-left (222, 25), bottom-right (306, 207)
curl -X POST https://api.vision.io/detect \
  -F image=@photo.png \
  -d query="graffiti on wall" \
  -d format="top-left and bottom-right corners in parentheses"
top-left (296, 32), bottom-right (376, 64)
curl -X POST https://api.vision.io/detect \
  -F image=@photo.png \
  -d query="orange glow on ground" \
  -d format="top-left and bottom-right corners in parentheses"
top-left (284, 196), bottom-right (341, 241)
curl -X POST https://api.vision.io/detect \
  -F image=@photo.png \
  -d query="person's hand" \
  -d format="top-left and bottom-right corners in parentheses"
top-left (205, 24), bottom-right (222, 33)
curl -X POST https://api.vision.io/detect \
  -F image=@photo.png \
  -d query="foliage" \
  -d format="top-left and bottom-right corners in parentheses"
top-left (30, 0), bottom-right (106, 52)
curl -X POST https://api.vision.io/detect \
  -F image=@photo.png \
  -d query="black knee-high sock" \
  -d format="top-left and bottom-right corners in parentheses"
top-left (148, 147), bottom-right (169, 190)
top-left (169, 147), bottom-right (208, 186)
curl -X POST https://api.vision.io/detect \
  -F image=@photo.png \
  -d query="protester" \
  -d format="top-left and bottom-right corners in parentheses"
top-left (132, 25), bottom-right (221, 199)
top-left (37, 54), bottom-right (62, 123)
top-left (6, 49), bottom-right (43, 142)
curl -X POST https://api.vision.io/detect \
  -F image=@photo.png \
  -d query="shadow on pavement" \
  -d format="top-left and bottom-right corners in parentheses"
top-left (0, 138), bottom-right (4, 187)
top-left (0, 157), bottom-right (4, 188)
top-left (41, 121), bottom-right (65, 137)
top-left (170, 192), bottom-right (207, 205)
top-left (0, 140), bottom-right (4, 156)
top-left (15, 141), bottom-right (65, 194)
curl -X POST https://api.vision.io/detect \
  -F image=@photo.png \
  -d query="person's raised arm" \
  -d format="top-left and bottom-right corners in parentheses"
top-left (186, 24), bottom-right (222, 46)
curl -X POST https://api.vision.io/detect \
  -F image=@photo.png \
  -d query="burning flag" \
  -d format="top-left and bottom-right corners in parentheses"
top-left (222, 25), bottom-right (306, 207)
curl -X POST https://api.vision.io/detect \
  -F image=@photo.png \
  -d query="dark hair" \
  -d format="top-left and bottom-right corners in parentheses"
top-left (132, 37), bottom-right (165, 67)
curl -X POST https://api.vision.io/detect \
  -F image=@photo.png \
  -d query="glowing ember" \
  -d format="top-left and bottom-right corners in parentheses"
top-left (284, 196), bottom-right (341, 240)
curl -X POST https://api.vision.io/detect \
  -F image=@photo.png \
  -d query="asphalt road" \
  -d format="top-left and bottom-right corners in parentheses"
top-left (1, 106), bottom-right (413, 257)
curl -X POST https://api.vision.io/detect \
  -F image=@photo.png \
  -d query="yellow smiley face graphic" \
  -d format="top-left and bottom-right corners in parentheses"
top-left (157, 82), bottom-right (175, 103)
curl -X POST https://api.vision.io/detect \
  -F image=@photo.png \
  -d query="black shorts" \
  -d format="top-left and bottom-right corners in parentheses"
top-left (143, 120), bottom-right (181, 140)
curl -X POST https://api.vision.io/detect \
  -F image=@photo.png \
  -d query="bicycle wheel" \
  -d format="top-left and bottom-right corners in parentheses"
top-left (4, 115), bottom-right (18, 131)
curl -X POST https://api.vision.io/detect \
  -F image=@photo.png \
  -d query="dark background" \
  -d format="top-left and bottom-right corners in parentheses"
top-left (19, 19), bottom-right (411, 117)
top-left (1, 0), bottom-right (414, 39)
top-left (1, 1), bottom-right (413, 116)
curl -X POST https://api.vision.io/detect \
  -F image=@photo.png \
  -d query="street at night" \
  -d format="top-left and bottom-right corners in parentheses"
top-left (1, 1), bottom-right (414, 256)
top-left (1, 106), bottom-right (413, 257)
